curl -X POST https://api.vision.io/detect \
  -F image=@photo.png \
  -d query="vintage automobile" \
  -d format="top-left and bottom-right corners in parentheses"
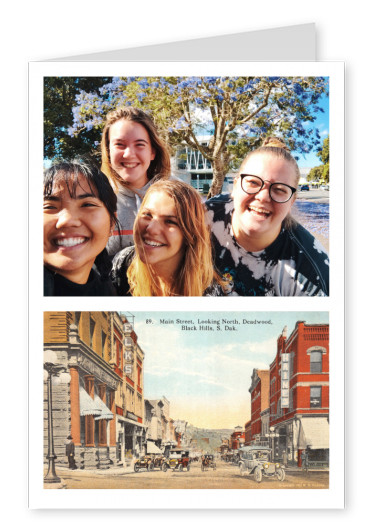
top-left (134, 454), bottom-right (154, 472)
top-left (222, 451), bottom-right (234, 462)
top-left (201, 454), bottom-right (217, 471)
top-left (238, 446), bottom-right (286, 483)
top-left (162, 449), bottom-right (191, 472)
top-left (151, 455), bottom-right (166, 470)
top-left (231, 450), bottom-right (240, 465)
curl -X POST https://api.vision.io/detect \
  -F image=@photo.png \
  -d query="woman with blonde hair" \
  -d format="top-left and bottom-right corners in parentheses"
top-left (206, 137), bottom-right (329, 296)
top-left (101, 106), bottom-right (171, 257)
top-left (111, 180), bottom-right (224, 296)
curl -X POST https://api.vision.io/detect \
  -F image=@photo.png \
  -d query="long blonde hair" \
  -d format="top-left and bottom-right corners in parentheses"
top-left (100, 107), bottom-right (171, 192)
top-left (127, 180), bottom-right (220, 296)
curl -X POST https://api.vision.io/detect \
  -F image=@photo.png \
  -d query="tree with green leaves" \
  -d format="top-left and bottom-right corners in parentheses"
top-left (46, 76), bottom-right (328, 197)
top-left (307, 136), bottom-right (329, 183)
top-left (44, 77), bottom-right (111, 161)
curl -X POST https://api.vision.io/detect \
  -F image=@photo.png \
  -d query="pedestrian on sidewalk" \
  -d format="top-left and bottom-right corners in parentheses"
top-left (66, 435), bottom-right (77, 470)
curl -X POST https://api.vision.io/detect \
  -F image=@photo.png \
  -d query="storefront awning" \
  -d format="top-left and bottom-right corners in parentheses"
top-left (298, 417), bottom-right (329, 450)
top-left (93, 394), bottom-right (114, 420)
top-left (147, 441), bottom-right (163, 454)
top-left (121, 417), bottom-right (144, 428)
top-left (79, 387), bottom-right (102, 416)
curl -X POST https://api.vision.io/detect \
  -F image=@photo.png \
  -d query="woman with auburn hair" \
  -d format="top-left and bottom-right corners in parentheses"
top-left (206, 137), bottom-right (329, 296)
top-left (101, 106), bottom-right (171, 257)
top-left (111, 180), bottom-right (225, 296)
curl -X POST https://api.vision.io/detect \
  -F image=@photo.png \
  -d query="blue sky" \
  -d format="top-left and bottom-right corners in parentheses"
top-left (294, 92), bottom-right (329, 169)
top-left (131, 311), bottom-right (329, 429)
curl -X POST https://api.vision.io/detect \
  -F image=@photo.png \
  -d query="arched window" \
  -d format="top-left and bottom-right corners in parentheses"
top-left (307, 346), bottom-right (327, 373)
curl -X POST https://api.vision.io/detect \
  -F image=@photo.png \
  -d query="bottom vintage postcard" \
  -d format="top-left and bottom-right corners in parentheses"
top-left (34, 310), bottom-right (343, 508)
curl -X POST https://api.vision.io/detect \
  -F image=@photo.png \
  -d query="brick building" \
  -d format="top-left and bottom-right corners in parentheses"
top-left (44, 311), bottom-right (146, 469)
top-left (44, 312), bottom-right (122, 469)
top-left (229, 426), bottom-right (245, 449)
top-left (249, 369), bottom-right (270, 446)
top-left (270, 322), bottom-right (329, 465)
top-left (247, 321), bottom-right (329, 466)
top-left (112, 314), bottom-right (146, 462)
top-left (114, 316), bottom-right (146, 461)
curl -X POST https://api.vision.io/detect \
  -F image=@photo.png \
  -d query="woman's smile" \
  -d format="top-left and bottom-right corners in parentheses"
top-left (231, 154), bottom-right (296, 251)
top-left (142, 238), bottom-right (166, 248)
top-left (135, 191), bottom-right (185, 277)
top-left (53, 236), bottom-right (89, 248)
top-left (43, 175), bottom-right (112, 284)
top-left (109, 119), bottom-right (155, 189)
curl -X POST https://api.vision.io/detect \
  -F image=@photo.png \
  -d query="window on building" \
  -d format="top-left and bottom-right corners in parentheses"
top-left (289, 352), bottom-right (295, 378)
top-left (74, 311), bottom-right (81, 327)
top-left (137, 366), bottom-right (141, 386)
top-left (101, 331), bottom-right (107, 358)
top-left (89, 317), bottom-right (95, 349)
top-left (310, 350), bottom-right (323, 373)
top-left (310, 386), bottom-right (322, 408)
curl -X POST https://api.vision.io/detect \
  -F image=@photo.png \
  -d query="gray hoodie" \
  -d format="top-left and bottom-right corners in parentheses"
top-left (106, 180), bottom-right (154, 258)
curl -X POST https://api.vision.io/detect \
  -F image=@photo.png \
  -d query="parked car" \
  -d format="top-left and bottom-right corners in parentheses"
top-left (134, 454), bottom-right (154, 472)
top-left (201, 454), bottom-right (217, 471)
top-left (300, 184), bottom-right (310, 191)
top-left (320, 184), bottom-right (329, 191)
top-left (162, 449), bottom-right (191, 472)
top-left (238, 446), bottom-right (286, 483)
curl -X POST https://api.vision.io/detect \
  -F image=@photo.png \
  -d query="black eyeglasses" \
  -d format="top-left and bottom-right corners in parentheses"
top-left (240, 174), bottom-right (296, 203)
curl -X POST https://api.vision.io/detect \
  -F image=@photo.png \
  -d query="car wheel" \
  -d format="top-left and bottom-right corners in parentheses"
top-left (276, 468), bottom-right (285, 481)
top-left (162, 463), bottom-right (168, 472)
top-left (254, 467), bottom-right (262, 483)
top-left (134, 464), bottom-right (139, 473)
top-left (239, 462), bottom-right (247, 476)
top-left (178, 464), bottom-right (183, 472)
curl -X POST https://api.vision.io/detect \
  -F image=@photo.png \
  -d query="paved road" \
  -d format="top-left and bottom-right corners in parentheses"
top-left (293, 190), bottom-right (329, 251)
top-left (297, 189), bottom-right (329, 203)
top-left (52, 461), bottom-right (329, 490)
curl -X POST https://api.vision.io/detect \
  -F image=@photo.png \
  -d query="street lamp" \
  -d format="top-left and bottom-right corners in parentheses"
top-left (265, 426), bottom-right (280, 460)
top-left (43, 350), bottom-right (71, 484)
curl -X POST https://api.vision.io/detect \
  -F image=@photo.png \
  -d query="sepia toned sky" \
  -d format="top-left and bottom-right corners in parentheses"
top-left (131, 311), bottom-right (329, 430)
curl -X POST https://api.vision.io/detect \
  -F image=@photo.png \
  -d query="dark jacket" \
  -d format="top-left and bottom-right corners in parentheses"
top-left (44, 250), bottom-right (117, 296)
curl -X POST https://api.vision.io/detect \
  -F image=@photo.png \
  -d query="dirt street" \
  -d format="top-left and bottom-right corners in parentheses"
top-left (53, 460), bottom-right (329, 490)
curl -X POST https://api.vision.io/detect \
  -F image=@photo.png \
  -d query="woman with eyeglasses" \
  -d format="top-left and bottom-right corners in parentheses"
top-left (206, 137), bottom-right (329, 296)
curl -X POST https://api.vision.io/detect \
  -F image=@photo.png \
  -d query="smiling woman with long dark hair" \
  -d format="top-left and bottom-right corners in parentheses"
top-left (43, 158), bottom-right (118, 296)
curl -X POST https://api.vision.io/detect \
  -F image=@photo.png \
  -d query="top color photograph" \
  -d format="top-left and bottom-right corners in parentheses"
top-left (43, 75), bottom-right (330, 297)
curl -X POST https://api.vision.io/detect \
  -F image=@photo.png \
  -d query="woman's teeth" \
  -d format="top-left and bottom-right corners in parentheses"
top-left (55, 237), bottom-right (86, 247)
top-left (144, 239), bottom-right (164, 247)
top-left (249, 206), bottom-right (271, 217)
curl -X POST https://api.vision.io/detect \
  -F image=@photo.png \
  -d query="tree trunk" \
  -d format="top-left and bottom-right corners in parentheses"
top-left (207, 151), bottom-right (229, 199)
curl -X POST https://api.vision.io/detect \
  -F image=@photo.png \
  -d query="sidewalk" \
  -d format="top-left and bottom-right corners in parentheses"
top-left (283, 464), bottom-right (329, 474)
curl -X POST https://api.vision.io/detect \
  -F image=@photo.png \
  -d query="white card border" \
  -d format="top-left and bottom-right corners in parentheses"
top-left (29, 61), bottom-right (344, 509)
